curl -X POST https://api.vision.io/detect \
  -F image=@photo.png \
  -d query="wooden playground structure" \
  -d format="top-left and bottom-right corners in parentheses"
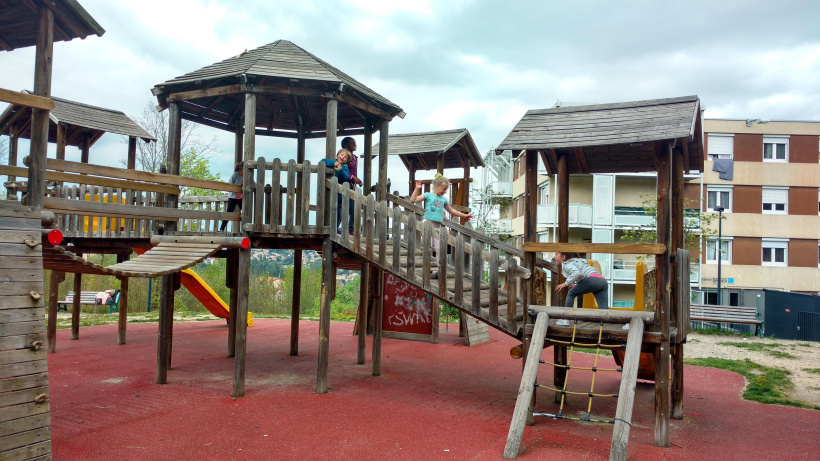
top-left (2, 3), bottom-right (704, 458)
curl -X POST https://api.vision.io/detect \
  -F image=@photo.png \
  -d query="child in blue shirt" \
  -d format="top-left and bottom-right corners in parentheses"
top-left (410, 175), bottom-right (473, 276)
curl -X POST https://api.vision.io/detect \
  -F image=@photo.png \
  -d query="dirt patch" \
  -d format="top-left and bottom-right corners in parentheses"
top-left (685, 333), bottom-right (820, 407)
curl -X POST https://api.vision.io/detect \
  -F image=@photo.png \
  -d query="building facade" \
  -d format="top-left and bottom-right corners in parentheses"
top-left (700, 119), bottom-right (820, 304)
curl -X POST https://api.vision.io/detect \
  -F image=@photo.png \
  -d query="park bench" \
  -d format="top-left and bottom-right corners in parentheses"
top-left (57, 290), bottom-right (121, 314)
top-left (689, 303), bottom-right (763, 337)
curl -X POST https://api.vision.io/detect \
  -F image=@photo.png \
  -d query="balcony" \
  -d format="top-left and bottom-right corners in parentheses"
top-left (537, 204), bottom-right (593, 227)
top-left (612, 260), bottom-right (700, 283)
top-left (488, 181), bottom-right (512, 198)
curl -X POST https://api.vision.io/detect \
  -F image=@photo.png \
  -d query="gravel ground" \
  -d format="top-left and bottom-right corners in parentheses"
top-left (684, 332), bottom-right (820, 407)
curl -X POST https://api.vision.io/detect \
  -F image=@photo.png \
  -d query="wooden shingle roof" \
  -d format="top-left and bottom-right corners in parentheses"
top-left (151, 40), bottom-right (404, 135)
top-left (0, 0), bottom-right (104, 51)
top-left (0, 92), bottom-right (155, 146)
top-left (497, 96), bottom-right (703, 174)
top-left (373, 129), bottom-right (484, 171)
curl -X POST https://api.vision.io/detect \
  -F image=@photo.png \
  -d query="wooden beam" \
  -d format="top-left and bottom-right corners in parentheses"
top-left (544, 148), bottom-right (559, 174)
top-left (653, 140), bottom-right (672, 448)
top-left (55, 123), bottom-right (66, 161)
top-left (325, 99), bottom-right (338, 160)
top-left (378, 120), bottom-right (389, 201)
top-left (0, 165), bottom-right (181, 194)
top-left (166, 84), bottom-right (242, 103)
top-left (610, 319), bottom-right (646, 461)
top-left (337, 93), bottom-right (392, 121)
top-left (251, 84), bottom-right (327, 98)
top-left (523, 242), bottom-right (667, 255)
top-left (305, 128), bottom-right (365, 139)
top-left (127, 136), bottom-right (137, 170)
top-left (28, 3), bottom-right (54, 209)
top-left (0, 107), bottom-right (25, 136)
top-left (363, 119), bottom-right (373, 194)
top-left (574, 147), bottom-right (589, 174)
top-left (0, 88), bottom-right (54, 110)
top-left (42, 158), bottom-right (238, 192)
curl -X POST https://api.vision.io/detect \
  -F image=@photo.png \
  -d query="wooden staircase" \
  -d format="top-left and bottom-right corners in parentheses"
top-left (326, 178), bottom-right (554, 339)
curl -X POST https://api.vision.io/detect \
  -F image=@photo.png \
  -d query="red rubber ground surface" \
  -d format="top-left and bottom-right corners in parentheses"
top-left (46, 319), bottom-right (820, 460)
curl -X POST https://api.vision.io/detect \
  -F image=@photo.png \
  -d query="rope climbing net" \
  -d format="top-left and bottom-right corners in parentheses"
top-left (531, 319), bottom-right (628, 426)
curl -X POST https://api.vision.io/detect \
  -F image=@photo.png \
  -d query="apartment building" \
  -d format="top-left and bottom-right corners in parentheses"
top-left (483, 152), bottom-right (702, 308)
top-left (700, 119), bottom-right (820, 304)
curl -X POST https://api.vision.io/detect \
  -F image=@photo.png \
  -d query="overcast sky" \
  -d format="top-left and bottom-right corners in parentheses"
top-left (2, 0), bottom-right (819, 193)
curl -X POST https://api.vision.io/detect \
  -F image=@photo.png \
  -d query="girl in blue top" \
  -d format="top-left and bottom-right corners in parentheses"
top-left (410, 175), bottom-right (474, 258)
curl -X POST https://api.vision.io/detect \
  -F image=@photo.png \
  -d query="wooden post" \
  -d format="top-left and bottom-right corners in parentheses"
top-left (436, 153), bottom-right (444, 176)
top-left (7, 125), bottom-right (18, 180)
top-left (363, 119), bottom-right (373, 194)
top-left (671, 146), bottom-right (685, 420)
top-left (127, 136), bottom-right (137, 170)
top-left (226, 248), bottom-right (237, 357)
top-left (610, 319), bottom-right (646, 461)
top-left (523, 149), bottom-right (538, 419)
top-left (233, 91), bottom-right (256, 398)
top-left (553, 152), bottom-right (569, 402)
top-left (71, 273), bottom-right (81, 340)
top-left (156, 273), bottom-right (174, 384)
top-left (326, 98), bottom-right (338, 160)
top-left (316, 237), bottom-right (335, 393)
top-left (653, 141), bottom-right (672, 447)
top-left (46, 271), bottom-right (59, 353)
top-left (27, 2), bottom-right (53, 209)
top-left (357, 262), bottom-right (370, 364)
top-left (377, 120), bottom-right (389, 201)
top-left (372, 267), bottom-right (384, 376)
top-left (290, 250), bottom-right (303, 356)
top-left (503, 312), bottom-right (550, 459)
top-left (290, 124), bottom-right (305, 356)
top-left (56, 123), bottom-right (66, 161)
top-left (80, 134), bottom-right (90, 164)
top-left (408, 160), bottom-right (415, 198)
top-left (116, 252), bottom-right (130, 345)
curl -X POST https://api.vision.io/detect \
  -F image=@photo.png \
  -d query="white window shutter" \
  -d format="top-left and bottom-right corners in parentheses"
top-left (708, 134), bottom-right (733, 157)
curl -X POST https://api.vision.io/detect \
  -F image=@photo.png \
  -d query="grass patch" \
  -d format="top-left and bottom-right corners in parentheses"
top-left (685, 357), bottom-right (819, 410)
top-left (571, 347), bottom-right (612, 357)
top-left (803, 368), bottom-right (820, 375)
top-left (692, 327), bottom-right (752, 337)
top-left (717, 341), bottom-right (796, 359)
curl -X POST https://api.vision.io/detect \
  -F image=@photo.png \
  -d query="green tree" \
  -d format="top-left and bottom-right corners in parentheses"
top-left (180, 148), bottom-right (222, 197)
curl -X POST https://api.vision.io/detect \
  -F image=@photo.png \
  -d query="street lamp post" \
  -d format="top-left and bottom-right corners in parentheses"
top-left (714, 206), bottom-right (724, 305)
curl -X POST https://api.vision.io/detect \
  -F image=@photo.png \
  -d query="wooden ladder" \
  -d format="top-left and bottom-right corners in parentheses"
top-left (503, 312), bottom-right (645, 460)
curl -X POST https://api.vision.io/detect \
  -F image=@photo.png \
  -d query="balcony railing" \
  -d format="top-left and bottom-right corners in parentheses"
top-left (537, 204), bottom-right (593, 227)
top-left (496, 219), bottom-right (512, 232)
top-left (612, 260), bottom-right (700, 283)
top-left (488, 181), bottom-right (512, 198)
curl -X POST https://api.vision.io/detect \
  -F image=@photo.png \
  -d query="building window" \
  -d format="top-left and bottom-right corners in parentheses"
top-left (763, 136), bottom-right (788, 162)
top-left (761, 239), bottom-right (788, 266)
top-left (539, 183), bottom-right (549, 205)
top-left (707, 133), bottom-right (734, 160)
top-left (705, 238), bottom-right (731, 264)
top-left (706, 185), bottom-right (732, 212)
top-left (762, 187), bottom-right (788, 214)
top-left (538, 232), bottom-right (549, 243)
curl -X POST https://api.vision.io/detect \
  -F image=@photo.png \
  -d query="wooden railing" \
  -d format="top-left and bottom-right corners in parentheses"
top-left (324, 176), bottom-right (537, 335)
top-left (242, 158), bottom-right (332, 235)
top-left (3, 158), bottom-right (241, 239)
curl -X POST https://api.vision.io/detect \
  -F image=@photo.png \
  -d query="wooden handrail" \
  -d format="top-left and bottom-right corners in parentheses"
top-left (387, 193), bottom-right (558, 273)
top-left (523, 242), bottom-right (667, 255)
top-left (0, 88), bottom-right (55, 110)
top-left (0, 165), bottom-right (180, 195)
top-left (35, 158), bottom-right (241, 193)
top-left (245, 160), bottom-right (329, 173)
top-left (43, 197), bottom-right (240, 221)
